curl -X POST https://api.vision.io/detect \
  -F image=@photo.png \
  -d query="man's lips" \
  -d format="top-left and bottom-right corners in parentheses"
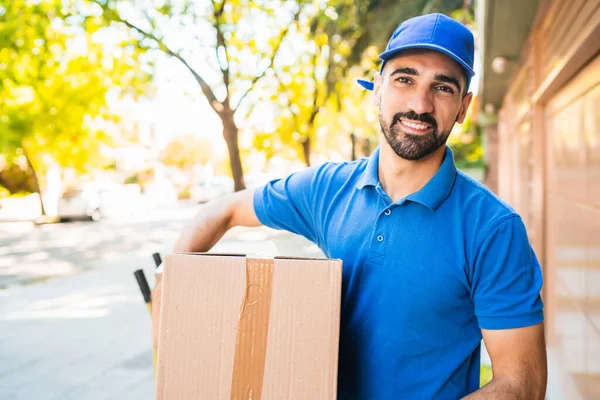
top-left (397, 118), bottom-right (434, 134)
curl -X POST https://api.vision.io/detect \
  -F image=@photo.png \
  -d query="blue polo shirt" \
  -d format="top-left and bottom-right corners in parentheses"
top-left (253, 146), bottom-right (544, 399)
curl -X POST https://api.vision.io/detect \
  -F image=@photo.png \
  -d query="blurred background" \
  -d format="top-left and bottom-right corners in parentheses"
top-left (0, 0), bottom-right (598, 399)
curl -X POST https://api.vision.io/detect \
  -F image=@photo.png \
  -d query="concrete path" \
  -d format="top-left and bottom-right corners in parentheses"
top-left (0, 203), bottom-right (323, 400)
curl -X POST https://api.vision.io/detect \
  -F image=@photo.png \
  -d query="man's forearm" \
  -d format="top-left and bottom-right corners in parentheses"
top-left (153, 190), bottom-right (259, 351)
top-left (172, 199), bottom-right (233, 253)
top-left (462, 376), bottom-right (545, 400)
top-left (153, 200), bottom-right (233, 349)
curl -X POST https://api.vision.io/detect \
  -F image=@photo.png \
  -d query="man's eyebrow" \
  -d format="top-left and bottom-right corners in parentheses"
top-left (434, 73), bottom-right (462, 92)
top-left (389, 67), bottom-right (418, 77)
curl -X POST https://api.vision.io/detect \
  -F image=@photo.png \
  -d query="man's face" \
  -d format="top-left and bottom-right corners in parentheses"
top-left (373, 49), bottom-right (473, 161)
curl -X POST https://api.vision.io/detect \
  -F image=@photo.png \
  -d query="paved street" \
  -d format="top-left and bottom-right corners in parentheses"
top-left (0, 202), bottom-right (323, 399)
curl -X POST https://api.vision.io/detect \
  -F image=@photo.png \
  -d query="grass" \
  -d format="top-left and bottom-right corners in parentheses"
top-left (480, 364), bottom-right (493, 387)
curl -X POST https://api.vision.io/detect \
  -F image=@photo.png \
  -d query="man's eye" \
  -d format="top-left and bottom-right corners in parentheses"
top-left (396, 77), bottom-right (411, 84)
top-left (436, 85), bottom-right (454, 94)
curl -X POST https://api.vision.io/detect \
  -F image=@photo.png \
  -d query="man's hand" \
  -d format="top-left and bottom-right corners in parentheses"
top-left (151, 273), bottom-right (162, 353)
top-left (172, 189), bottom-right (261, 253)
top-left (462, 323), bottom-right (547, 399)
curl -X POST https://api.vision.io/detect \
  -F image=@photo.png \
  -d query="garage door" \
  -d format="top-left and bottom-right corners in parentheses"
top-left (545, 52), bottom-right (600, 399)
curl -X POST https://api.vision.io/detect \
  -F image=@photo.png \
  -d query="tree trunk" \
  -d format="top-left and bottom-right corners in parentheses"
top-left (220, 110), bottom-right (246, 192)
top-left (350, 133), bottom-right (357, 161)
top-left (301, 137), bottom-right (311, 167)
top-left (23, 148), bottom-right (46, 216)
top-left (362, 138), bottom-right (372, 157)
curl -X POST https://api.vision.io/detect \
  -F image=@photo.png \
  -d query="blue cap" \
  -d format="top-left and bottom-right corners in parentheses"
top-left (357, 13), bottom-right (475, 91)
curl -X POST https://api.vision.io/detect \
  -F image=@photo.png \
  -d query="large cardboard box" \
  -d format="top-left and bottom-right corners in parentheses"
top-left (156, 253), bottom-right (342, 399)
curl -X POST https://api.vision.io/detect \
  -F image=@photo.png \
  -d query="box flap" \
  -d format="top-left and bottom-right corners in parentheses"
top-left (274, 255), bottom-right (340, 261)
top-left (174, 252), bottom-right (247, 257)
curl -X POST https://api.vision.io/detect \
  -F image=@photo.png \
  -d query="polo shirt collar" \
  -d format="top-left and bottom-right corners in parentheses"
top-left (406, 146), bottom-right (457, 210)
top-left (355, 147), bottom-right (380, 189)
top-left (356, 145), bottom-right (457, 210)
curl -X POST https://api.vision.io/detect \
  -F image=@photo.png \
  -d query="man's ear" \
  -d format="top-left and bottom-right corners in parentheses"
top-left (372, 73), bottom-right (382, 107)
top-left (456, 92), bottom-right (473, 123)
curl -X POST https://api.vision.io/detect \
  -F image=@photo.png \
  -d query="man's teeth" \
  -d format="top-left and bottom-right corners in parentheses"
top-left (403, 121), bottom-right (430, 130)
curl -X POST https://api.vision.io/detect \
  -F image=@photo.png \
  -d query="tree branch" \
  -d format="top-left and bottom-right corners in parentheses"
top-left (308, 47), bottom-right (321, 126)
top-left (94, 1), bottom-right (225, 115)
top-left (212, 0), bottom-right (230, 97)
top-left (233, 6), bottom-right (302, 112)
top-left (214, 0), bottom-right (227, 17)
top-left (422, 0), bottom-right (438, 15)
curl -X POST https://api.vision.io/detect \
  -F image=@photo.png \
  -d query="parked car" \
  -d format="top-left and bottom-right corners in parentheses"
top-left (57, 181), bottom-right (141, 221)
top-left (191, 176), bottom-right (234, 203)
top-left (0, 193), bottom-right (43, 221)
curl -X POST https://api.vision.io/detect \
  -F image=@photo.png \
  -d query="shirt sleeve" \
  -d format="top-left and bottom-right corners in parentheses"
top-left (253, 165), bottom-right (323, 245)
top-left (471, 215), bottom-right (544, 330)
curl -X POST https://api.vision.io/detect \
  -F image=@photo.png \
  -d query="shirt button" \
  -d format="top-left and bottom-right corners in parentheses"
top-left (377, 235), bottom-right (384, 242)
top-left (384, 210), bottom-right (391, 216)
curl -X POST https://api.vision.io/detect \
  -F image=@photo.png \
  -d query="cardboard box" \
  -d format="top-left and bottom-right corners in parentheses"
top-left (156, 253), bottom-right (342, 399)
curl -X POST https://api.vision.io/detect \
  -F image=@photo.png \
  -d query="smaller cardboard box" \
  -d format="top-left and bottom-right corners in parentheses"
top-left (155, 253), bottom-right (342, 400)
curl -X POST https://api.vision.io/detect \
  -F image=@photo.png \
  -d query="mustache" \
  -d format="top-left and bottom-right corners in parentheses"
top-left (391, 111), bottom-right (438, 129)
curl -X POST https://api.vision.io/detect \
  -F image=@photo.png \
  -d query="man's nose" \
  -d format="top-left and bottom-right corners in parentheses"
top-left (407, 88), bottom-right (434, 115)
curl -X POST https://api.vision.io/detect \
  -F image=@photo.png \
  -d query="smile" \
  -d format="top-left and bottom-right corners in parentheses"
top-left (399, 119), bottom-right (433, 133)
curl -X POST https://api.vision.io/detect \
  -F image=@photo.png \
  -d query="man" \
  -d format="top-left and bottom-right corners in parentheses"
top-left (154, 13), bottom-right (547, 399)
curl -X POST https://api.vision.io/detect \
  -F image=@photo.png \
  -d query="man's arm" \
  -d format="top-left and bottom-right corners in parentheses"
top-left (152, 189), bottom-right (261, 350)
top-left (462, 323), bottom-right (547, 399)
top-left (172, 189), bottom-right (261, 253)
top-left (465, 214), bottom-right (546, 399)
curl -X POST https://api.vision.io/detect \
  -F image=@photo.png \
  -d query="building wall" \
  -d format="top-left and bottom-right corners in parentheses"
top-left (494, 1), bottom-right (600, 398)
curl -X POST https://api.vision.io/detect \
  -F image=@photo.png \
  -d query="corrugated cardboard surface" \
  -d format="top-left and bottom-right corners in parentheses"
top-left (155, 253), bottom-right (342, 400)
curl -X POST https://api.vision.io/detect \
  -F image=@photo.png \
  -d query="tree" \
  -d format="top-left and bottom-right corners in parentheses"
top-left (251, 0), bottom-right (472, 165)
top-left (0, 0), bottom-right (149, 214)
top-left (251, 1), bottom-right (368, 166)
top-left (345, 0), bottom-right (468, 65)
top-left (160, 135), bottom-right (213, 171)
top-left (86, 0), bottom-right (308, 191)
top-left (253, 40), bottom-right (328, 167)
top-left (448, 96), bottom-right (485, 170)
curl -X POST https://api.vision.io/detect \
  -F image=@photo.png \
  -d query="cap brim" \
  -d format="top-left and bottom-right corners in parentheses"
top-left (378, 43), bottom-right (475, 77)
top-left (357, 79), bottom-right (375, 91)
top-left (357, 44), bottom-right (474, 91)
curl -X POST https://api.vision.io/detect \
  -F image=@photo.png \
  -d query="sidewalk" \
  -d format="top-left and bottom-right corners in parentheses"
top-left (0, 256), bottom-right (157, 400)
top-left (0, 230), bottom-right (323, 400)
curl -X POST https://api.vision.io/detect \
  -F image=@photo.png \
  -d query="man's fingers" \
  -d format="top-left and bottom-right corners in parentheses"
top-left (151, 274), bottom-right (163, 352)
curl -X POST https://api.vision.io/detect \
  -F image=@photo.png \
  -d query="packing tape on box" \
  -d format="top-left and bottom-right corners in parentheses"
top-left (230, 258), bottom-right (274, 399)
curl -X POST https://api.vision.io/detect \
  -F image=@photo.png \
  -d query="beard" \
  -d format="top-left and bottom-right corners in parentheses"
top-left (379, 110), bottom-right (453, 161)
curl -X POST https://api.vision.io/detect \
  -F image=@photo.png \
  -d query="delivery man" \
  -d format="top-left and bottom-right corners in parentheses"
top-left (153, 13), bottom-right (547, 399)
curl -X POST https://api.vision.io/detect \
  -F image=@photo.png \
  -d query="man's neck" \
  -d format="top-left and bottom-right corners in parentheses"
top-left (377, 137), bottom-right (446, 203)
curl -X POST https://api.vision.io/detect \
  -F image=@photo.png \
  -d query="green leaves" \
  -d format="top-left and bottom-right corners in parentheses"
top-left (0, 0), bottom-right (479, 195)
top-left (250, 0), bottom-right (477, 165)
top-left (0, 0), bottom-right (150, 180)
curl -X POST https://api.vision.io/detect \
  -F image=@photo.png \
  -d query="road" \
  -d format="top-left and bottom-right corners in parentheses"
top-left (0, 202), bottom-right (323, 289)
top-left (0, 202), bottom-right (323, 400)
